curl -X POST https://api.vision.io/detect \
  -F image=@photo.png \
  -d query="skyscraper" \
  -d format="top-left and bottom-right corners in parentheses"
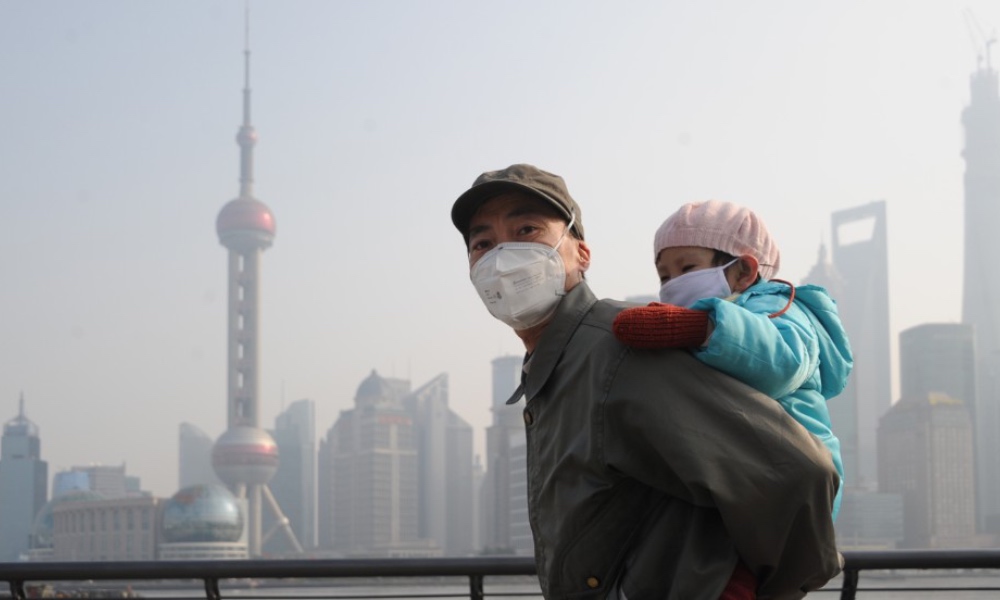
top-left (878, 393), bottom-right (978, 548)
top-left (52, 464), bottom-right (147, 501)
top-left (178, 422), bottom-right (220, 489)
top-left (210, 21), bottom-right (300, 556)
top-left (265, 399), bottom-right (316, 553)
top-left (402, 374), bottom-right (474, 556)
top-left (481, 355), bottom-right (526, 552)
top-left (319, 371), bottom-right (422, 556)
top-left (899, 324), bottom-right (976, 405)
top-left (961, 46), bottom-right (1000, 533)
top-left (0, 395), bottom-right (48, 561)
top-left (806, 201), bottom-right (891, 490)
top-left (67, 464), bottom-right (128, 499)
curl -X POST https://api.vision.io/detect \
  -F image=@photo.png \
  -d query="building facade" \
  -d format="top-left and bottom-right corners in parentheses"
top-left (265, 399), bottom-right (316, 553)
top-left (178, 422), bottom-right (220, 489)
top-left (481, 355), bottom-right (526, 553)
top-left (67, 464), bottom-right (129, 499)
top-left (899, 324), bottom-right (976, 410)
top-left (49, 496), bottom-right (160, 561)
top-left (318, 370), bottom-right (476, 557)
top-left (507, 429), bottom-right (531, 555)
top-left (878, 393), bottom-right (981, 549)
top-left (0, 397), bottom-right (48, 561)
top-left (403, 374), bottom-right (475, 556)
top-left (319, 371), bottom-right (422, 557)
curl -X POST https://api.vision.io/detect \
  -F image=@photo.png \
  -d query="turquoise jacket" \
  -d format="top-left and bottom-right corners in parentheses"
top-left (691, 281), bottom-right (852, 519)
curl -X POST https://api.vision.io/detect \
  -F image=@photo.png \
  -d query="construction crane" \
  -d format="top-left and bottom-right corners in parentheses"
top-left (964, 8), bottom-right (997, 69)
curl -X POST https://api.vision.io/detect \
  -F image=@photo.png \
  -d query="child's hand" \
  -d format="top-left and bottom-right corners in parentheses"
top-left (612, 303), bottom-right (710, 349)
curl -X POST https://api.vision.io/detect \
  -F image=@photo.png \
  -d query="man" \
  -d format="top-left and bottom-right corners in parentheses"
top-left (451, 164), bottom-right (841, 600)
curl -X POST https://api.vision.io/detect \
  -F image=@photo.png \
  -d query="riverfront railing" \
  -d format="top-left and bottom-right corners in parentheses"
top-left (0, 550), bottom-right (998, 599)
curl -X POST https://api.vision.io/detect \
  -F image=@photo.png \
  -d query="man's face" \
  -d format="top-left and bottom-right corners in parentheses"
top-left (467, 192), bottom-right (590, 291)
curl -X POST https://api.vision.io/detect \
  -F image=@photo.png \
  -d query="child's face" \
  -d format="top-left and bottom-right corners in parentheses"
top-left (656, 246), bottom-right (746, 292)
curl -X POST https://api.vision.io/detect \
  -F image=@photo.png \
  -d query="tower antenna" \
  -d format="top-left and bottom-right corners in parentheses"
top-left (237, 0), bottom-right (256, 199)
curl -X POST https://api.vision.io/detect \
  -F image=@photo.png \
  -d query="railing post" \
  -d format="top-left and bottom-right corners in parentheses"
top-left (839, 568), bottom-right (859, 600)
top-left (9, 580), bottom-right (24, 600)
top-left (469, 574), bottom-right (484, 600)
top-left (204, 577), bottom-right (221, 600)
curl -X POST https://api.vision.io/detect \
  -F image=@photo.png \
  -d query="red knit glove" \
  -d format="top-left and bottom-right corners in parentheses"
top-left (612, 302), bottom-right (710, 349)
top-left (718, 561), bottom-right (757, 600)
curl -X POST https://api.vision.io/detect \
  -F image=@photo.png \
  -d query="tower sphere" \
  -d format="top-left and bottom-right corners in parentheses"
top-left (216, 197), bottom-right (276, 251)
top-left (161, 484), bottom-right (244, 543)
top-left (237, 125), bottom-right (258, 146)
top-left (212, 426), bottom-right (279, 486)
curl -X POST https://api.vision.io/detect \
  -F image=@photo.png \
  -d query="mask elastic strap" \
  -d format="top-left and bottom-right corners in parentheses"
top-left (553, 212), bottom-right (576, 251)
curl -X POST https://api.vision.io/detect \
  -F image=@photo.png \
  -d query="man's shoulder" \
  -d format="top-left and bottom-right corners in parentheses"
top-left (578, 298), bottom-right (720, 384)
top-left (581, 297), bottom-right (634, 329)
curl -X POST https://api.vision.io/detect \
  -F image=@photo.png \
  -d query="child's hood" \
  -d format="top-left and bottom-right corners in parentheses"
top-left (789, 284), bottom-right (855, 400)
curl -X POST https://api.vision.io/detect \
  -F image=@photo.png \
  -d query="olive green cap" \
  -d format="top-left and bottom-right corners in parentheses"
top-left (451, 163), bottom-right (584, 245)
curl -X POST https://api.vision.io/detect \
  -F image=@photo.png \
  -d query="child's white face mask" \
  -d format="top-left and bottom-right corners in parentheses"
top-left (658, 259), bottom-right (738, 307)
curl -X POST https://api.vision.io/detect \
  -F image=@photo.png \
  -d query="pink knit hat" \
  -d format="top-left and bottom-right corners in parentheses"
top-left (653, 200), bottom-right (781, 280)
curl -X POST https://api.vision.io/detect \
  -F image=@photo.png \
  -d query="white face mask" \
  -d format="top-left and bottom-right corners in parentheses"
top-left (470, 216), bottom-right (574, 330)
top-left (658, 259), bottom-right (738, 307)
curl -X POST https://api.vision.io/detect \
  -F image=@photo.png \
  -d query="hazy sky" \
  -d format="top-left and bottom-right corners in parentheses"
top-left (2, 0), bottom-right (999, 498)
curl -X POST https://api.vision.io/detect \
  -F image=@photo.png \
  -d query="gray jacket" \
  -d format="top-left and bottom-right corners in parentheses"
top-left (513, 282), bottom-right (841, 600)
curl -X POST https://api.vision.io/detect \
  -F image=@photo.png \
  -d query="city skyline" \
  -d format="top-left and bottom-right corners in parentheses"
top-left (3, 1), bottom-right (1000, 498)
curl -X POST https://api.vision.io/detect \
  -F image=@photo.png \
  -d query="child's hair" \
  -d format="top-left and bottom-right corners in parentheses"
top-left (654, 200), bottom-right (781, 280)
top-left (711, 249), bottom-right (736, 266)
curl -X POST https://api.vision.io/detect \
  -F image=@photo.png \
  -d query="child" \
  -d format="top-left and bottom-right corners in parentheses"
top-left (613, 200), bottom-right (852, 599)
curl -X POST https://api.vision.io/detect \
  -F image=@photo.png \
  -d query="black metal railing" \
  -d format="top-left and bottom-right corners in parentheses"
top-left (0, 551), bottom-right (997, 599)
top-left (838, 549), bottom-right (1000, 599)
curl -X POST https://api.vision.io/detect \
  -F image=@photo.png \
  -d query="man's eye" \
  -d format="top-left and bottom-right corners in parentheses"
top-left (516, 225), bottom-right (537, 236)
top-left (681, 264), bottom-right (696, 273)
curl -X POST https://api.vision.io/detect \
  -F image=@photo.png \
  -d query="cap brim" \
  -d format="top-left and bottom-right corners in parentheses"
top-left (451, 180), bottom-right (573, 241)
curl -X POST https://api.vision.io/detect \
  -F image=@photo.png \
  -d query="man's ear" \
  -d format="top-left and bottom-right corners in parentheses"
top-left (732, 254), bottom-right (759, 293)
top-left (576, 240), bottom-right (592, 273)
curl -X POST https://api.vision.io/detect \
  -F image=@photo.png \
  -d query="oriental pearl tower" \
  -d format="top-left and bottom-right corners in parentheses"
top-left (212, 20), bottom-right (302, 557)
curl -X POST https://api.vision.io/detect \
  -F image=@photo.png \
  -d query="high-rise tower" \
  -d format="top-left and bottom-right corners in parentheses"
top-left (178, 422), bottom-right (221, 489)
top-left (211, 16), bottom-right (301, 556)
top-left (823, 201), bottom-right (891, 490)
top-left (403, 373), bottom-right (475, 556)
top-left (878, 392), bottom-right (978, 549)
top-left (319, 371), bottom-right (421, 556)
top-left (265, 399), bottom-right (317, 553)
top-left (0, 394), bottom-right (48, 561)
top-left (481, 355), bottom-right (528, 553)
top-left (961, 40), bottom-right (1000, 533)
